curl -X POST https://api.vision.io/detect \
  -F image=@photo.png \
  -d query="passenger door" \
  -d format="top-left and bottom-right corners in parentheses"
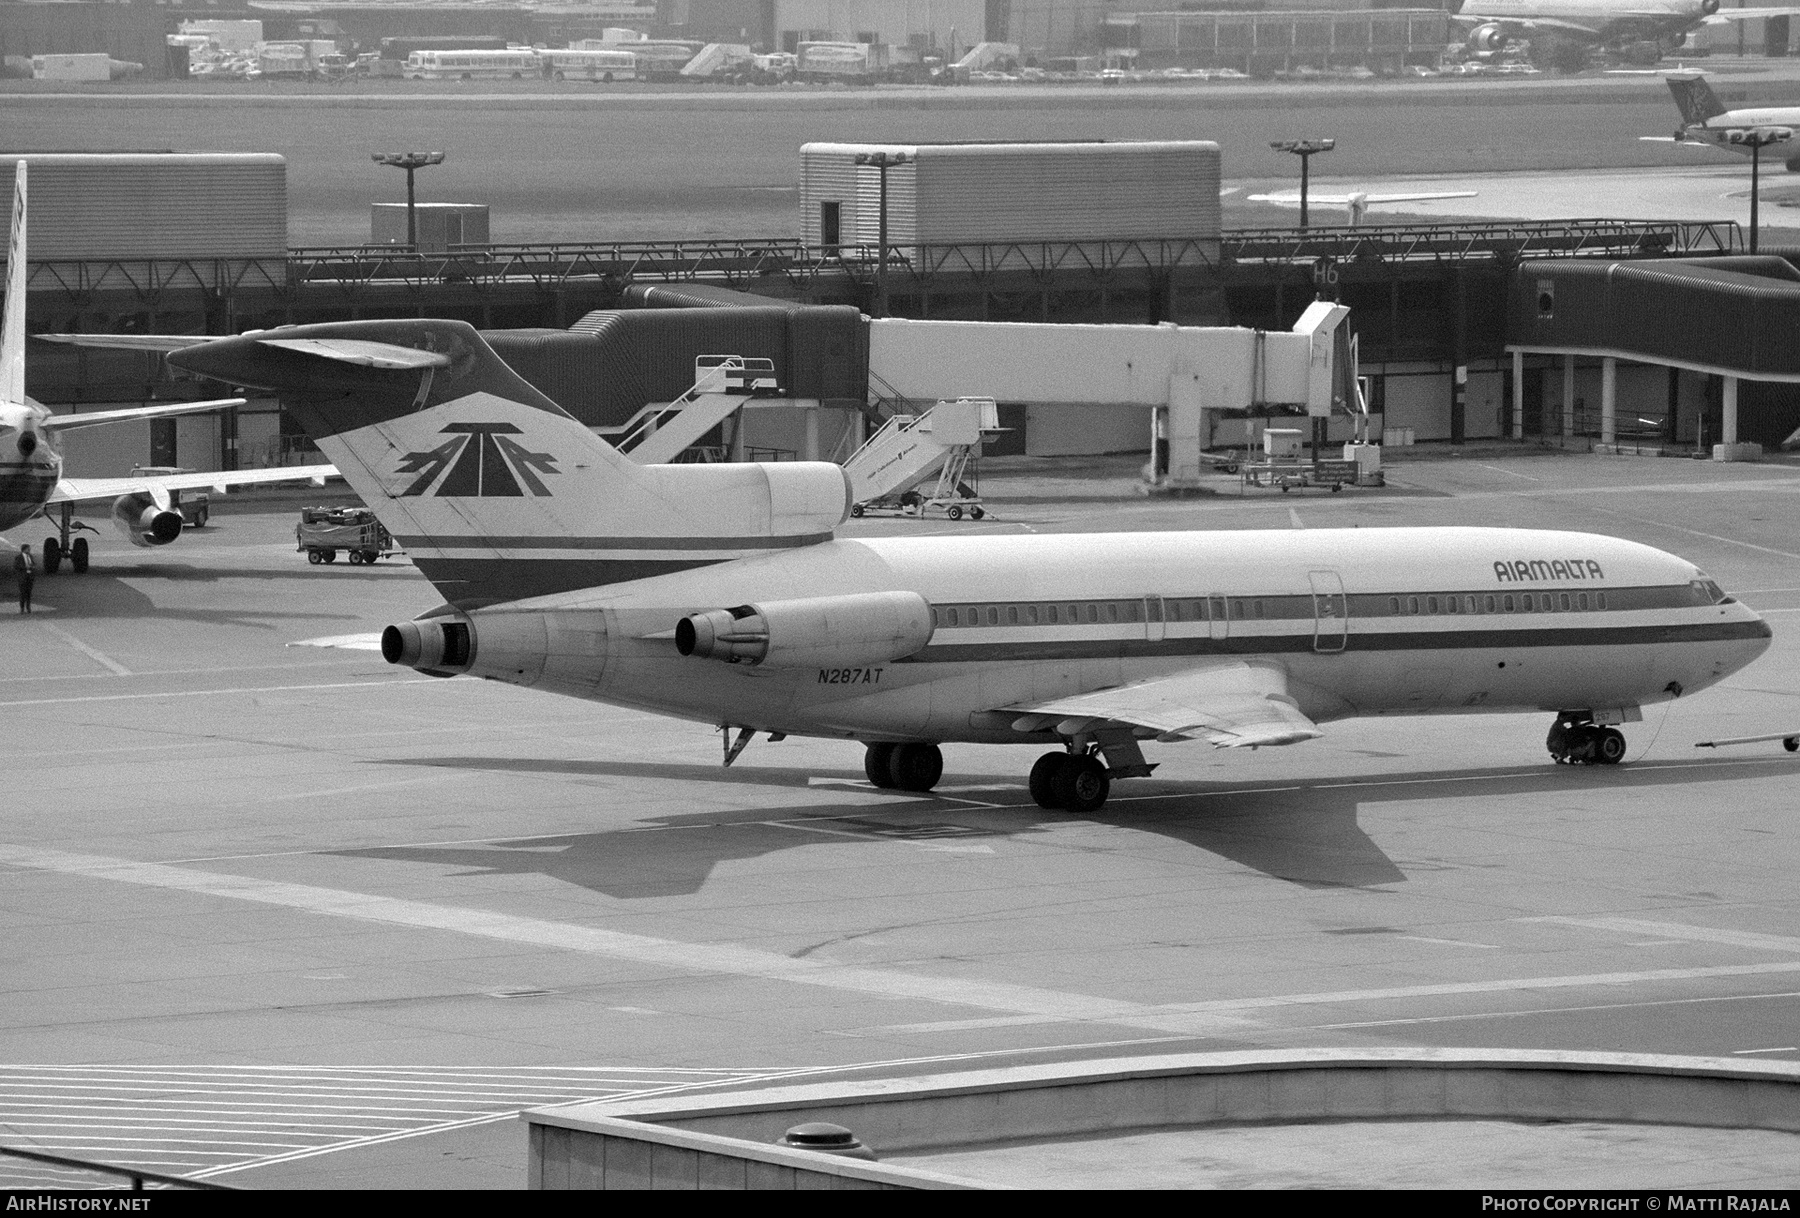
top-left (1309, 570), bottom-right (1347, 653)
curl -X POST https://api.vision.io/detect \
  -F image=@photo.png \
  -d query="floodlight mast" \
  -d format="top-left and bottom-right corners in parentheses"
top-left (1270, 138), bottom-right (1335, 230)
top-left (854, 150), bottom-right (910, 317)
top-left (371, 151), bottom-right (447, 250)
top-left (1724, 127), bottom-right (1791, 254)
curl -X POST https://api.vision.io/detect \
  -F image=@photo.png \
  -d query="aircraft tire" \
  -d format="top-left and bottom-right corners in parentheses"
top-left (42, 537), bottom-right (61, 575)
top-left (1595, 728), bottom-right (1627, 766)
top-left (888, 743), bottom-right (943, 792)
top-left (1053, 754), bottom-right (1109, 813)
top-left (1028, 753), bottom-right (1066, 809)
top-left (1784, 737), bottom-right (1798, 753)
top-left (864, 742), bottom-right (898, 788)
top-left (71, 538), bottom-right (88, 574)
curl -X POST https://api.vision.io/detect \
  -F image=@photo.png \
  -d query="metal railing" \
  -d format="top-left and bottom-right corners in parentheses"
top-left (0, 1145), bottom-right (233, 1191)
top-left (3, 220), bottom-right (1747, 306)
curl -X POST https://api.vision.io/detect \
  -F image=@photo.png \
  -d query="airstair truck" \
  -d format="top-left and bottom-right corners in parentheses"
top-left (845, 397), bottom-right (1003, 520)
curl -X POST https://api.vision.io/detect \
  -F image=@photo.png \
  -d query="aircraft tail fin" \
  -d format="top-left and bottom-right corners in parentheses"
top-left (2, 161), bottom-right (26, 406)
top-left (167, 319), bottom-right (849, 607)
top-left (1668, 73), bottom-right (1727, 127)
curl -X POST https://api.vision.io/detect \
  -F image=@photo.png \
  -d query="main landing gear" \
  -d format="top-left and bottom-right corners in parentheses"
top-left (864, 742), bottom-right (944, 793)
top-left (1029, 750), bottom-right (1111, 813)
top-left (859, 738), bottom-right (1151, 812)
top-left (1546, 714), bottom-right (1628, 766)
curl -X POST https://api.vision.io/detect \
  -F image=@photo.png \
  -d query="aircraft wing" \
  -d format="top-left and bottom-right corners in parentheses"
top-left (995, 660), bottom-right (1322, 748)
top-left (1706, 7), bottom-right (1800, 22)
top-left (1247, 191), bottom-right (1478, 205)
top-left (40, 397), bottom-right (248, 434)
top-left (50, 464), bottom-right (337, 505)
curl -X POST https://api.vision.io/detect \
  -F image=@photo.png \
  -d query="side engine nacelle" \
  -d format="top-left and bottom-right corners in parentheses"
top-left (110, 492), bottom-right (183, 548)
top-left (1467, 23), bottom-right (1507, 53)
top-left (676, 591), bottom-right (934, 669)
top-left (382, 606), bottom-right (607, 690)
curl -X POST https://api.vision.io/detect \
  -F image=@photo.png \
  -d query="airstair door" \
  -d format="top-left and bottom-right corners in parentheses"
top-left (1309, 569), bottom-right (1348, 654)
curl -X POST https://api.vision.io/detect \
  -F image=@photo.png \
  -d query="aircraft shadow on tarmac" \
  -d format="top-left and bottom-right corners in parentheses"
top-left (16, 569), bottom-right (366, 626)
top-left (338, 754), bottom-right (1792, 897)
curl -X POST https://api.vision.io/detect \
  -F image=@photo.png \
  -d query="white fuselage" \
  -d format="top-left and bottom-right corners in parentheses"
top-left (1460, 0), bottom-right (1708, 40)
top-left (450, 526), bottom-right (1770, 745)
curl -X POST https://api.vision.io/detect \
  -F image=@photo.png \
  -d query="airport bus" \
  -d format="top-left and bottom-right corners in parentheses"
top-left (404, 48), bottom-right (542, 80)
top-left (541, 48), bottom-right (637, 82)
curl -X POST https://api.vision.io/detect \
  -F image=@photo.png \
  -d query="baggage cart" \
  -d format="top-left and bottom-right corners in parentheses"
top-left (296, 506), bottom-right (395, 565)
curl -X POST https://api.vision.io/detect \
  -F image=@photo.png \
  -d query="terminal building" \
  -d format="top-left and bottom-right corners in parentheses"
top-left (9, 146), bottom-right (1799, 475)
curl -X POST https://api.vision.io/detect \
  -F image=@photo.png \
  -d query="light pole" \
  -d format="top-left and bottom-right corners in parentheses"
top-left (371, 150), bottom-right (446, 250)
top-left (1269, 138), bottom-right (1335, 230)
top-left (1724, 126), bottom-right (1791, 254)
top-left (854, 150), bottom-right (910, 316)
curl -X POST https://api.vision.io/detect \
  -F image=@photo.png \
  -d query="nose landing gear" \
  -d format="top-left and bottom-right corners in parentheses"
top-left (1547, 714), bottom-right (1627, 766)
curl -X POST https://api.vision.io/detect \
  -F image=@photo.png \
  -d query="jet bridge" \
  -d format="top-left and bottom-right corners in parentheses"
top-left (863, 302), bottom-right (1360, 490)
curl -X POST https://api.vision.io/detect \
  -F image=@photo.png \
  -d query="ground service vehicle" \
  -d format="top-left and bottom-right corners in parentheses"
top-left (296, 506), bottom-right (394, 565)
top-left (542, 49), bottom-right (636, 81)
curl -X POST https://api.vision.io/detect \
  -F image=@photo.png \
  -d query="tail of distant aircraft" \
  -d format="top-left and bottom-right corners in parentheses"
top-left (3, 162), bottom-right (27, 407)
top-left (1668, 73), bottom-right (1726, 127)
top-left (166, 319), bottom-right (850, 606)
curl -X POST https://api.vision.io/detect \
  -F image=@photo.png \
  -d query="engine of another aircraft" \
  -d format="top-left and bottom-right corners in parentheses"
top-left (110, 492), bottom-right (183, 548)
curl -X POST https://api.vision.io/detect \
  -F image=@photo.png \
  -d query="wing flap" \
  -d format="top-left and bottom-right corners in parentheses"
top-left (254, 337), bottom-right (452, 370)
top-left (997, 661), bottom-right (1322, 749)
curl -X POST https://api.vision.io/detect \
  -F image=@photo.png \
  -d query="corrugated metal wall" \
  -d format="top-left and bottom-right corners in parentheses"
top-left (0, 154), bottom-right (287, 260)
top-left (801, 141), bottom-right (1221, 245)
top-left (800, 145), bottom-right (862, 245)
top-left (1510, 260), bottom-right (1800, 379)
top-left (498, 305), bottom-right (868, 426)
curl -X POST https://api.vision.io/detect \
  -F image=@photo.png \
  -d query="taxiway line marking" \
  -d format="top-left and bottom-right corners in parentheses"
top-left (36, 622), bottom-right (131, 676)
top-left (1733, 1047), bottom-right (1800, 1055)
top-left (1473, 463), bottom-right (1541, 482)
top-left (0, 678), bottom-right (444, 709)
top-left (1521, 915), bottom-right (1800, 955)
top-left (859, 962), bottom-right (1800, 1036)
top-left (0, 843), bottom-right (1253, 1037)
top-left (1561, 499), bottom-right (1800, 561)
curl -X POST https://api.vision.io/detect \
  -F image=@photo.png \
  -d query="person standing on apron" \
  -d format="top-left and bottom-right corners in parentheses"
top-left (14, 542), bottom-right (35, 614)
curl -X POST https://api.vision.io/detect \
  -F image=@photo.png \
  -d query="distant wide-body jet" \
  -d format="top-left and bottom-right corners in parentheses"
top-left (1450, 0), bottom-right (1800, 69)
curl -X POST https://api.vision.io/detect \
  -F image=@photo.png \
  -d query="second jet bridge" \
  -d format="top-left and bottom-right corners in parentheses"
top-left (863, 302), bottom-right (1358, 490)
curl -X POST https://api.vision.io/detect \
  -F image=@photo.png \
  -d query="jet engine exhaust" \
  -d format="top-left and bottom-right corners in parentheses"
top-left (110, 493), bottom-right (183, 547)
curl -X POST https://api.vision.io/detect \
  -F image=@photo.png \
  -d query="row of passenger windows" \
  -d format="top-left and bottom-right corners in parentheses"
top-left (932, 598), bottom-right (1282, 629)
top-left (1392, 591), bottom-right (1608, 615)
top-left (929, 590), bottom-right (1633, 629)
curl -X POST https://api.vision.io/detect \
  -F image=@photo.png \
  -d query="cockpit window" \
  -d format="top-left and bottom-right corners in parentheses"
top-left (1691, 579), bottom-right (1732, 605)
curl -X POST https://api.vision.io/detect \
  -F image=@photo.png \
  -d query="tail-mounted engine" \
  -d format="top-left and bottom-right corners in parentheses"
top-left (676, 591), bottom-right (934, 669)
top-left (382, 606), bottom-right (607, 689)
top-left (110, 492), bottom-right (183, 548)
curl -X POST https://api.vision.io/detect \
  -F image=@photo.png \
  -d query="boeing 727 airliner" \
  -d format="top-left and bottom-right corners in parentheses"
top-left (158, 317), bottom-right (1772, 813)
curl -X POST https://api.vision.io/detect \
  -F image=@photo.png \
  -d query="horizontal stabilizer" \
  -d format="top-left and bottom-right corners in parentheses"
top-left (41, 397), bottom-right (247, 433)
top-left (254, 337), bottom-right (452, 370)
top-left (35, 333), bottom-right (214, 352)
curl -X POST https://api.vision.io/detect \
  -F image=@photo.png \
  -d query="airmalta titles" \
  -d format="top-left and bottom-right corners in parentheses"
top-left (1495, 559), bottom-right (1604, 582)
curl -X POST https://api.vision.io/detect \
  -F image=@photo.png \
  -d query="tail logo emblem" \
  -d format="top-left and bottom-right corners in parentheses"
top-left (397, 423), bottom-right (558, 497)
